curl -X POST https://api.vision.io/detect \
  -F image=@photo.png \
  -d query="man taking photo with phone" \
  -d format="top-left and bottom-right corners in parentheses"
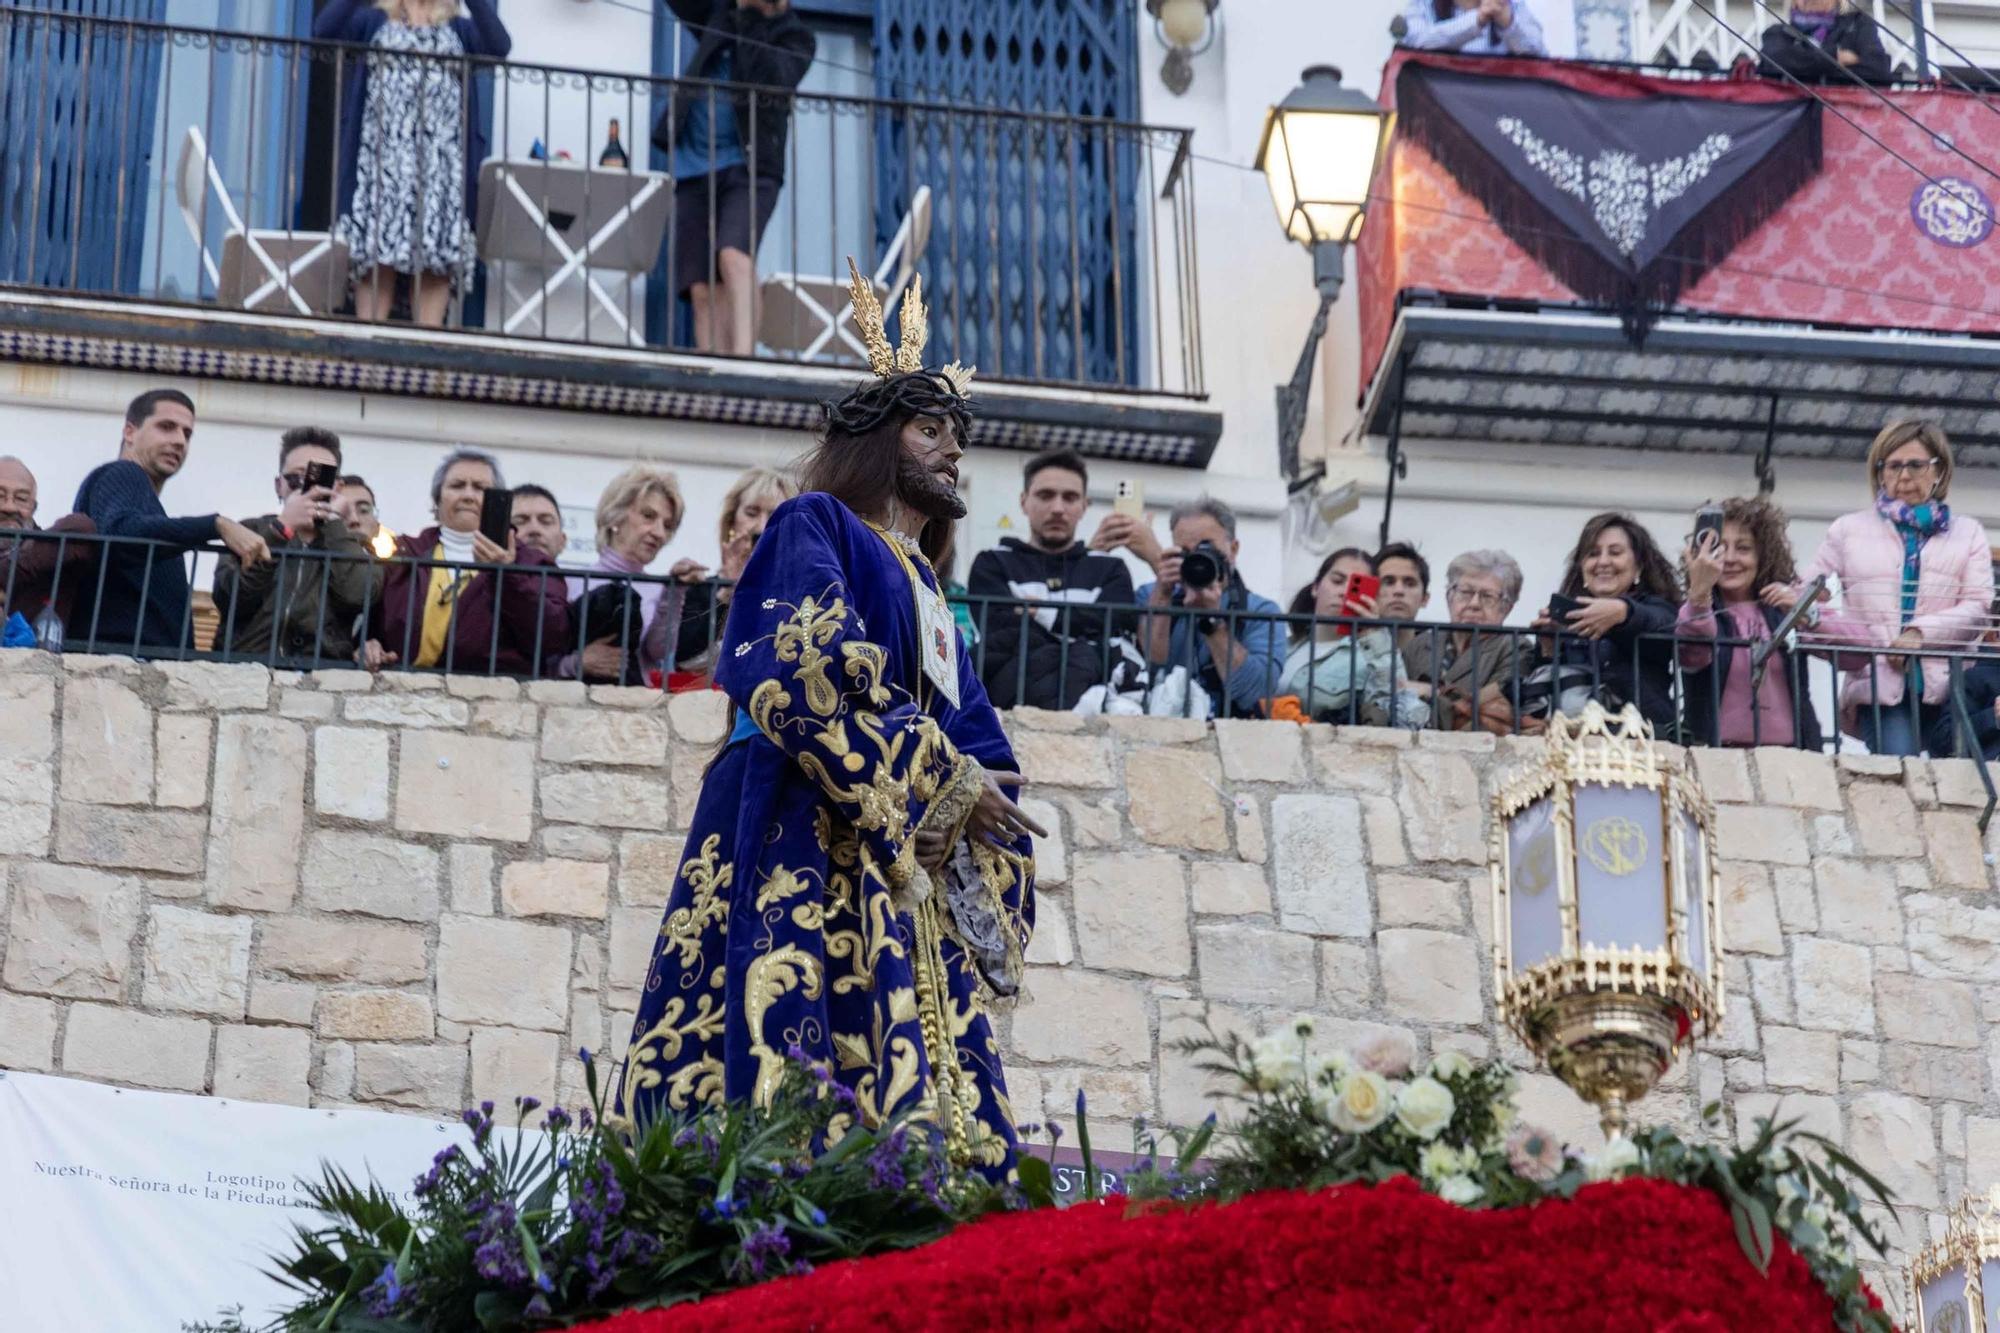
top-left (212, 427), bottom-right (380, 666)
top-left (968, 449), bottom-right (1137, 710)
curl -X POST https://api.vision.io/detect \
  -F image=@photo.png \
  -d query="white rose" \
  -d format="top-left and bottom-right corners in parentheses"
top-left (1429, 1049), bottom-right (1474, 1082)
top-left (1330, 1070), bottom-right (1395, 1134)
top-left (1248, 1032), bottom-right (1303, 1091)
top-left (1584, 1136), bottom-right (1641, 1181)
top-left (1394, 1076), bottom-right (1457, 1142)
top-left (1437, 1173), bottom-right (1484, 1206)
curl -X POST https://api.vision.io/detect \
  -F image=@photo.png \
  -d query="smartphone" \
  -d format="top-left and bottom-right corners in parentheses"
top-left (1335, 572), bottom-right (1380, 638)
top-left (1693, 503), bottom-right (1724, 552)
top-left (479, 487), bottom-right (516, 550)
top-left (303, 460), bottom-right (339, 495)
top-left (1548, 592), bottom-right (1585, 624)
top-left (1113, 479), bottom-right (1145, 520)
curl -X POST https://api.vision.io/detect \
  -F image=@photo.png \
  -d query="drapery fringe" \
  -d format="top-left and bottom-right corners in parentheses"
top-left (1395, 64), bottom-right (1822, 342)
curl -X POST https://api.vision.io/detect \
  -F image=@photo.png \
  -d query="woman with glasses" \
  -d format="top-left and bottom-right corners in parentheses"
top-left (1416, 549), bottom-right (1527, 733)
top-left (1786, 420), bottom-right (1993, 755)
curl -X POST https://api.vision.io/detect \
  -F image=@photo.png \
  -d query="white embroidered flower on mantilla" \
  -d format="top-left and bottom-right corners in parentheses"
top-left (1496, 116), bottom-right (1734, 257)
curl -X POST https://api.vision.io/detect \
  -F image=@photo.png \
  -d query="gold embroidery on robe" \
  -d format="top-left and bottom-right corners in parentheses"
top-left (660, 834), bottom-right (733, 970)
top-left (743, 944), bottom-right (825, 1108)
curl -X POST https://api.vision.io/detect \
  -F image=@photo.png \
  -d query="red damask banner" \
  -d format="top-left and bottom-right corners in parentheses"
top-left (1359, 52), bottom-right (2000, 398)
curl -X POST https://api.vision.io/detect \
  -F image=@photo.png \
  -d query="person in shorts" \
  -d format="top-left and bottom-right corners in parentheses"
top-left (657, 0), bottom-right (816, 354)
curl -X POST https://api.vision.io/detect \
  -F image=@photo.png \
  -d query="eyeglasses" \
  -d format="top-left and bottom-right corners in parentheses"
top-left (1878, 459), bottom-right (1941, 477)
top-left (280, 471), bottom-right (308, 493)
top-left (1447, 584), bottom-right (1511, 609)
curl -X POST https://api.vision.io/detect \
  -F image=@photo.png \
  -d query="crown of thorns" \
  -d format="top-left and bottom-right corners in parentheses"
top-left (823, 258), bottom-right (975, 438)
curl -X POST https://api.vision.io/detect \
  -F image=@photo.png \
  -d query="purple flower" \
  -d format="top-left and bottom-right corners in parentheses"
top-left (578, 1046), bottom-right (594, 1066)
top-left (361, 1264), bottom-right (404, 1317)
top-left (544, 1106), bottom-right (573, 1133)
top-left (734, 1219), bottom-right (792, 1282)
top-left (516, 1096), bottom-right (541, 1114)
top-left (712, 1191), bottom-right (740, 1219)
top-left (866, 1128), bottom-right (909, 1191)
top-left (525, 1294), bottom-right (552, 1319)
top-left (808, 1205), bottom-right (828, 1227)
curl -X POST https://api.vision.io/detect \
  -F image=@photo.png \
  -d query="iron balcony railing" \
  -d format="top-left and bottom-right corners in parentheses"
top-left (0, 5), bottom-right (1204, 396)
top-left (8, 529), bottom-right (2000, 808)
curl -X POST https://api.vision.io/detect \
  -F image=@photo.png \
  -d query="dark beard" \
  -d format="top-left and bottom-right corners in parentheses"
top-left (895, 453), bottom-right (967, 522)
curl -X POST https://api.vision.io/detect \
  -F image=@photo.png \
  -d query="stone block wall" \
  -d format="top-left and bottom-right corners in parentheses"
top-left (0, 651), bottom-right (1996, 1309)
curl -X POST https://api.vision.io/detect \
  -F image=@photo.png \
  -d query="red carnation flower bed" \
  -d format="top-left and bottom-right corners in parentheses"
top-left (576, 1177), bottom-right (1856, 1331)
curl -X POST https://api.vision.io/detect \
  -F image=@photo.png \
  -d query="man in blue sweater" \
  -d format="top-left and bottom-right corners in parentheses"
top-left (71, 389), bottom-right (270, 654)
top-left (1122, 496), bottom-right (1285, 718)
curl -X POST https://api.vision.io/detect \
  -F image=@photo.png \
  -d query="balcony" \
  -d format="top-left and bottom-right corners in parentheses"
top-left (1356, 49), bottom-right (2000, 469)
top-left (0, 6), bottom-right (1215, 467)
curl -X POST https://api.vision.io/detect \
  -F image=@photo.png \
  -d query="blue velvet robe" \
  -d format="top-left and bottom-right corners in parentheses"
top-left (616, 494), bottom-right (1034, 1176)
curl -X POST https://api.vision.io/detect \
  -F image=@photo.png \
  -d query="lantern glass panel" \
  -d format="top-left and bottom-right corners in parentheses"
top-left (1573, 783), bottom-right (1669, 952)
top-left (1677, 807), bottom-right (1708, 978)
top-left (1982, 1256), bottom-right (2000, 1332)
top-left (1507, 796), bottom-right (1564, 970)
top-left (1923, 1267), bottom-right (1973, 1333)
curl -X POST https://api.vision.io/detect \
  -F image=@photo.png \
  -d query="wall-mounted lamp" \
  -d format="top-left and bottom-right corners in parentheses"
top-left (1146, 0), bottom-right (1218, 96)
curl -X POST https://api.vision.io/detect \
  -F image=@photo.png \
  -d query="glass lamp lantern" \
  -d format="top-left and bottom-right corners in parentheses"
top-left (1490, 702), bottom-right (1724, 1139)
top-left (1910, 1189), bottom-right (2000, 1332)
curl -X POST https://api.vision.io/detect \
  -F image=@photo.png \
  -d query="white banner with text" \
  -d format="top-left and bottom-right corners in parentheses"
top-left (0, 1071), bottom-right (471, 1331)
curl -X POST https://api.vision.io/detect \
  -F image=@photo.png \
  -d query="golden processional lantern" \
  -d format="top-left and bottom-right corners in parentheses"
top-left (1910, 1188), bottom-right (2000, 1332)
top-left (1490, 702), bottom-right (1724, 1139)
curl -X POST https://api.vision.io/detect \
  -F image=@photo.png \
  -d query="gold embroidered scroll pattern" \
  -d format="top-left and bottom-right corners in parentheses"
top-left (659, 834), bottom-right (733, 971)
top-left (744, 943), bottom-right (825, 1108)
top-left (619, 992), bottom-right (727, 1114)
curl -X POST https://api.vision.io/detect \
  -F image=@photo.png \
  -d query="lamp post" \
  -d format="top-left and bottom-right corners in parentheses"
top-left (1253, 64), bottom-right (1394, 487)
top-left (1146, 0), bottom-right (1218, 96)
top-left (1489, 703), bottom-right (1724, 1140)
top-left (1910, 1189), bottom-right (2000, 1332)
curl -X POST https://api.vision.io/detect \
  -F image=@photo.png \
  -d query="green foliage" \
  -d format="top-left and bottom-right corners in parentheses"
top-left (190, 1050), bottom-right (1005, 1332)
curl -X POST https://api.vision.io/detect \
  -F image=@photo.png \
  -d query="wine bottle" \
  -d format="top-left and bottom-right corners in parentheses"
top-left (599, 118), bottom-right (630, 169)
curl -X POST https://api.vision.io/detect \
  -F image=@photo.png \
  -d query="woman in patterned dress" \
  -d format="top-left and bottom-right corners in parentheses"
top-left (315, 0), bottom-right (511, 326)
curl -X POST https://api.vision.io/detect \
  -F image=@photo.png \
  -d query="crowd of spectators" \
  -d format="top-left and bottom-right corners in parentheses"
top-left (3, 393), bottom-right (1997, 762)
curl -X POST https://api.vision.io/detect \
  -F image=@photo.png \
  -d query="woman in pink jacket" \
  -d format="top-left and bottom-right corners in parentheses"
top-left (1790, 420), bottom-right (1993, 754)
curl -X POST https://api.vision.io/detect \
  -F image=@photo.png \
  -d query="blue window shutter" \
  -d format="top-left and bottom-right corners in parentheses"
top-left (873, 0), bottom-right (1139, 386)
top-left (0, 1), bottom-right (166, 293)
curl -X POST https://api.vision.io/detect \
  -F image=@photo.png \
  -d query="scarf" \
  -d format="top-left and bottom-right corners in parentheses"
top-left (1875, 494), bottom-right (1948, 692)
top-left (1790, 6), bottom-right (1838, 45)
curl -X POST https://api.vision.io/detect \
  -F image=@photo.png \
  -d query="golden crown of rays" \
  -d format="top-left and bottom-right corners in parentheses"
top-left (845, 257), bottom-right (975, 399)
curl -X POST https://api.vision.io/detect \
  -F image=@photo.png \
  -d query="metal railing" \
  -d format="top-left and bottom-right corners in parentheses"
top-left (0, 5), bottom-right (1203, 396)
top-left (1631, 0), bottom-right (1901, 68)
top-left (9, 527), bottom-right (2000, 777)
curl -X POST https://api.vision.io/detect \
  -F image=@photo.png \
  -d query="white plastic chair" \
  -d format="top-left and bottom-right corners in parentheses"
top-left (759, 184), bottom-right (933, 362)
top-left (175, 125), bottom-right (349, 316)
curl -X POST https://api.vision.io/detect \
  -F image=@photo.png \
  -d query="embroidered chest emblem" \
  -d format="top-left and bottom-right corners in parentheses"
top-left (1497, 116), bottom-right (1734, 257)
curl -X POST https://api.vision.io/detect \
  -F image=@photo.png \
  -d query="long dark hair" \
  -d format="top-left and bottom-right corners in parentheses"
top-left (1558, 512), bottom-right (1680, 604)
top-left (1288, 547), bottom-right (1375, 640)
top-left (797, 414), bottom-right (956, 571)
top-left (1432, 0), bottom-right (1455, 17)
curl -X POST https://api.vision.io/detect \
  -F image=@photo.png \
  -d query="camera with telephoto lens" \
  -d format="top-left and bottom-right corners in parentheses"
top-left (1178, 539), bottom-right (1231, 591)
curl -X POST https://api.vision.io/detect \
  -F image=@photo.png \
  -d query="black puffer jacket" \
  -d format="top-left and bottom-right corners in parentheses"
top-left (1545, 590), bottom-right (1682, 736)
top-left (1759, 13), bottom-right (1890, 84)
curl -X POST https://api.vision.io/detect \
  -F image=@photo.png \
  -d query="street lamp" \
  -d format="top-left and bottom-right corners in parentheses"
top-left (1254, 65), bottom-right (1393, 487)
top-left (1490, 703), bottom-right (1724, 1140)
